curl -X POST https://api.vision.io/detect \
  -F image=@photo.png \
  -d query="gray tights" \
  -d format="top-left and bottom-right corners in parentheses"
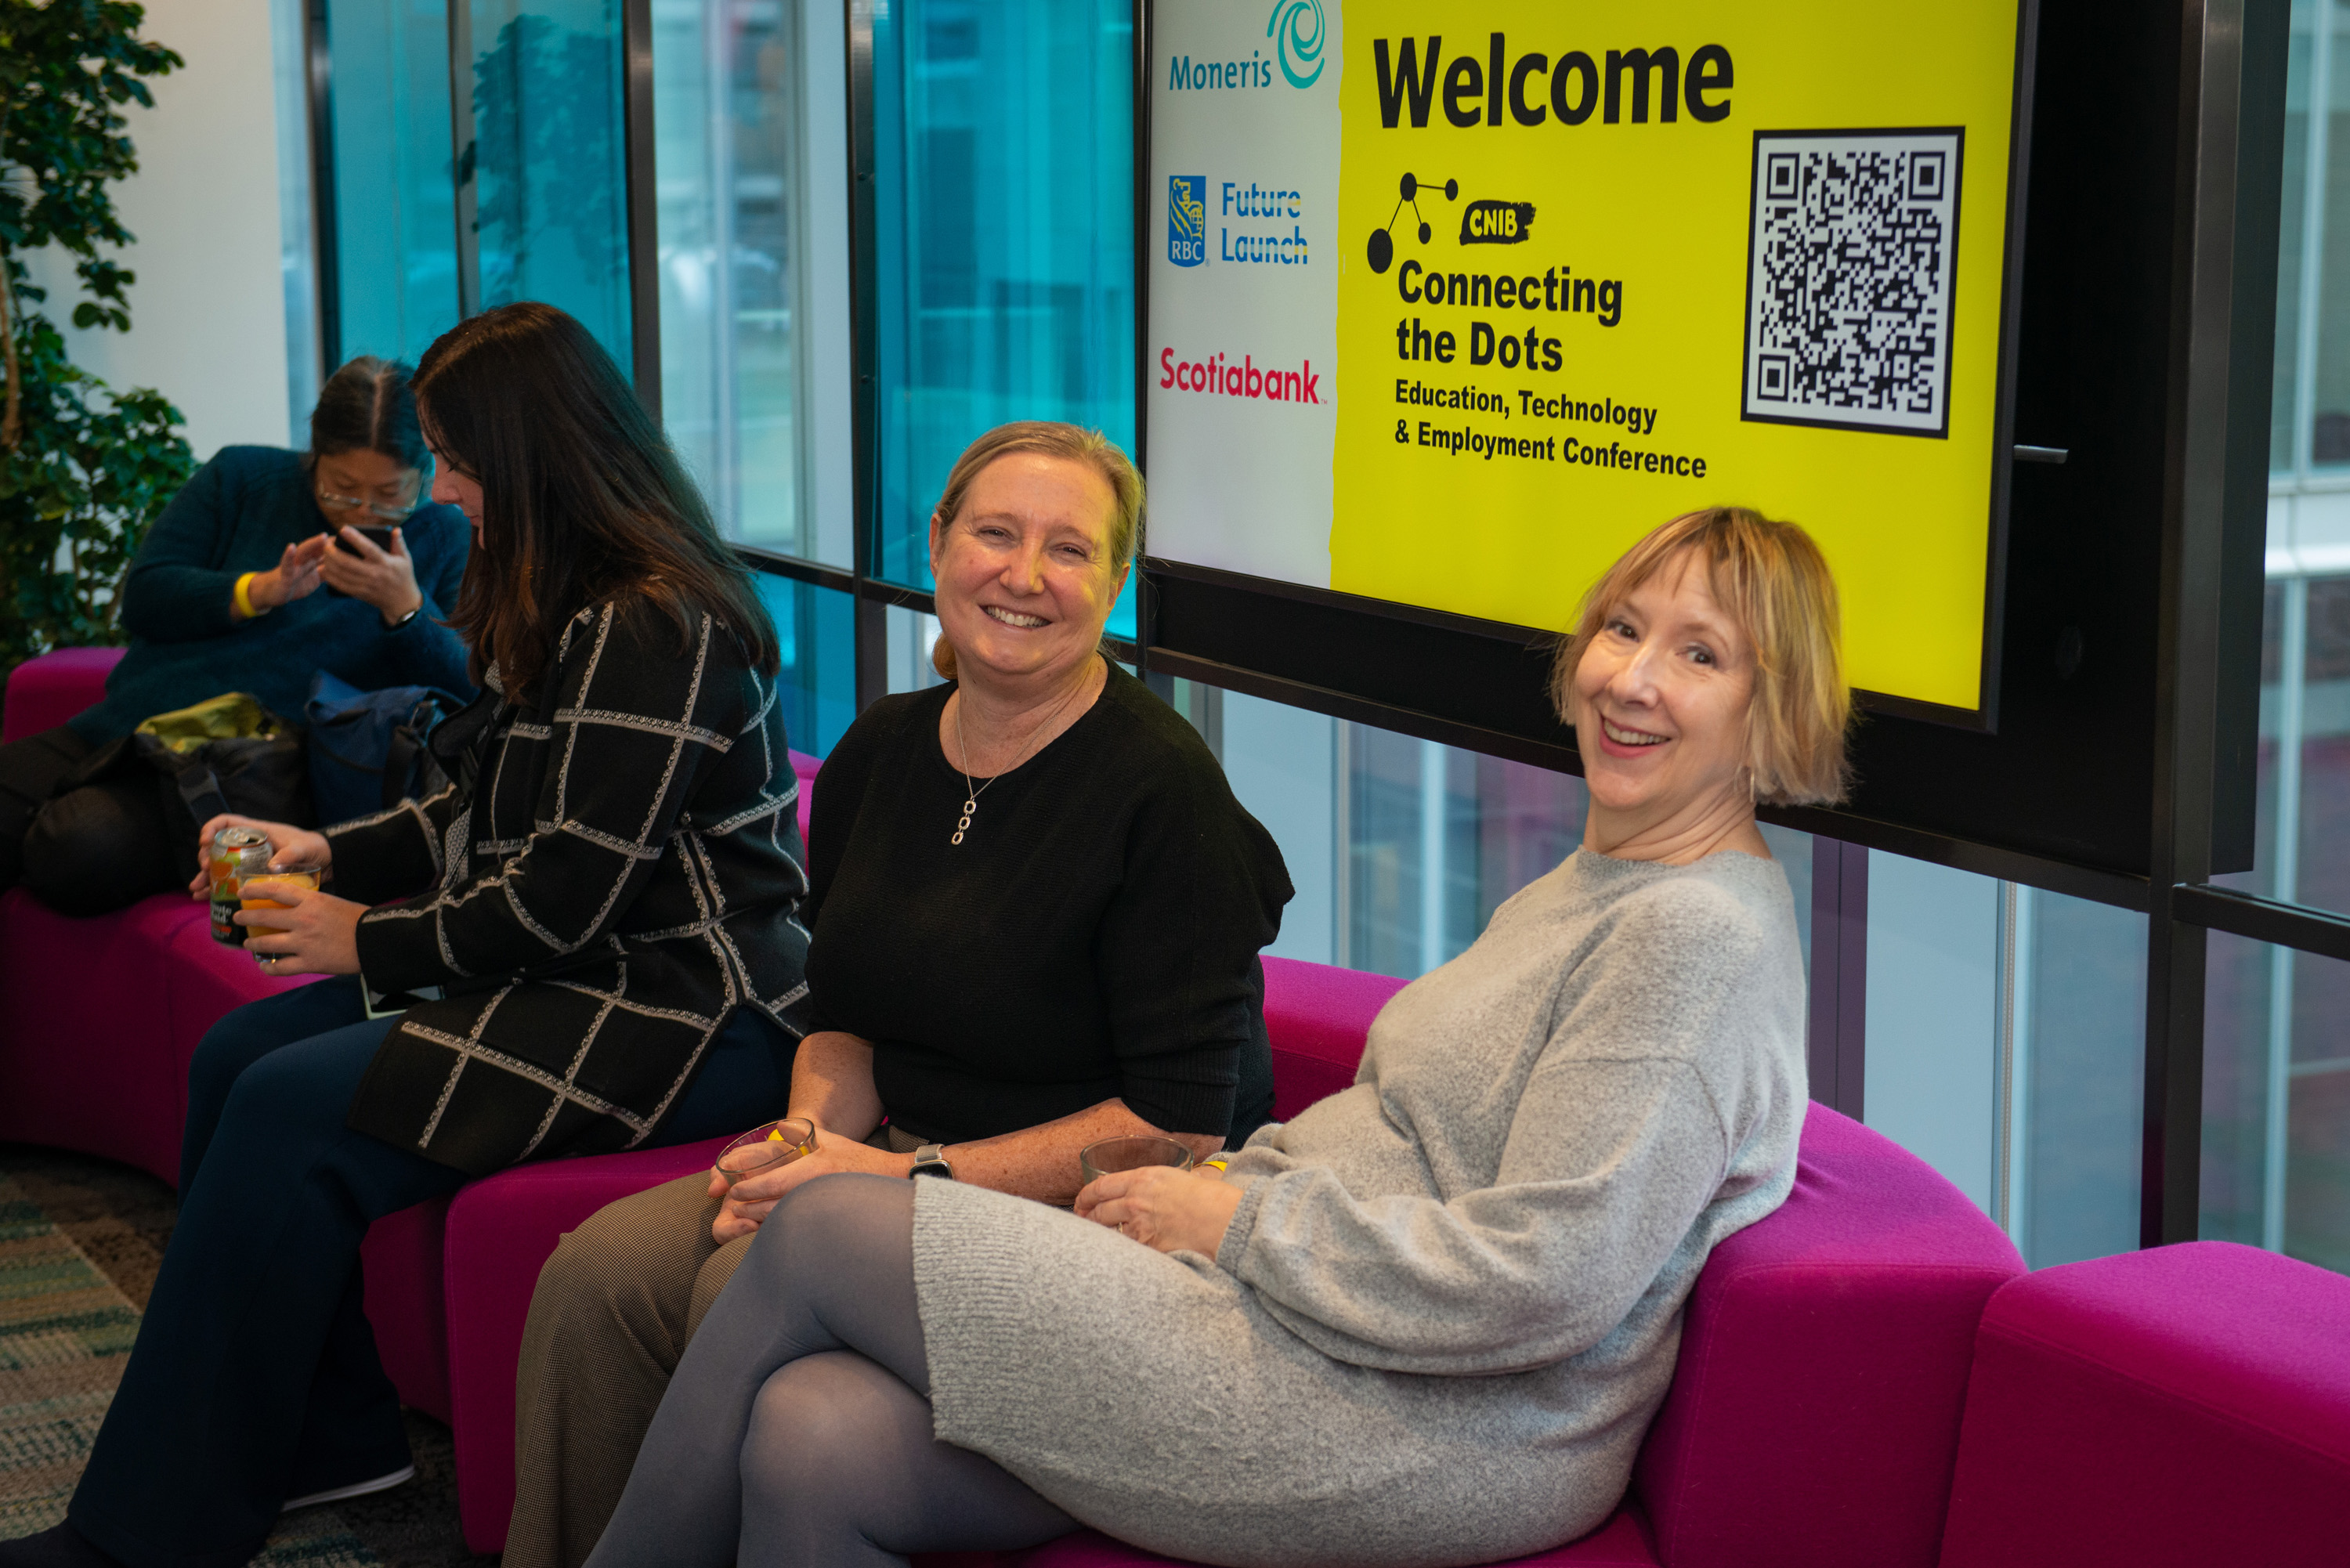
top-left (581, 1174), bottom-right (1077, 1568)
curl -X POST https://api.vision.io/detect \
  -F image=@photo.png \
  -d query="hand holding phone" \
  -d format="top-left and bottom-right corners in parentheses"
top-left (317, 524), bottom-right (424, 625)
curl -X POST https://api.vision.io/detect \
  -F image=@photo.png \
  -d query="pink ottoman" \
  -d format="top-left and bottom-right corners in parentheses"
top-left (1, 645), bottom-right (124, 743)
top-left (1938, 1241), bottom-right (2350, 1567)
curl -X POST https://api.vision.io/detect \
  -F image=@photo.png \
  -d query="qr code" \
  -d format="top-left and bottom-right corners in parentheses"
top-left (1743, 129), bottom-right (1963, 437)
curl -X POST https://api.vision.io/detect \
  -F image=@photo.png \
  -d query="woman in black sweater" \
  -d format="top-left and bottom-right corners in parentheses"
top-left (0, 305), bottom-right (810, 1568)
top-left (503, 421), bottom-right (1292, 1568)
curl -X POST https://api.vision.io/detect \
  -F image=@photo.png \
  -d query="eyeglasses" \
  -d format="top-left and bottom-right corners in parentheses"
top-left (316, 490), bottom-right (418, 522)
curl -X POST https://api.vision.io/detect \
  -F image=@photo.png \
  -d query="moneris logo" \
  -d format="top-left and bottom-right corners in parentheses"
top-left (1159, 346), bottom-right (1323, 405)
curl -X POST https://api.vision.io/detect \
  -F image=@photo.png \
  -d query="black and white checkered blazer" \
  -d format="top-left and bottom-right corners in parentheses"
top-left (324, 595), bottom-right (811, 1176)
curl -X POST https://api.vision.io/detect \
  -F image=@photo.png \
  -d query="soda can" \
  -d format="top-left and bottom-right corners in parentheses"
top-left (209, 827), bottom-right (273, 945)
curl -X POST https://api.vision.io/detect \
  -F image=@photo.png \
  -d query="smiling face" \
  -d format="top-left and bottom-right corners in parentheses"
top-left (1571, 549), bottom-right (1758, 830)
top-left (929, 452), bottom-right (1128, 690)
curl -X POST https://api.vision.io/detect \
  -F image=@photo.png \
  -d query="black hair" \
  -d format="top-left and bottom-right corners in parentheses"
top-left (414, 302), bottom-right (779, 697)
top-left (309, 356), bottom-right (430, 471)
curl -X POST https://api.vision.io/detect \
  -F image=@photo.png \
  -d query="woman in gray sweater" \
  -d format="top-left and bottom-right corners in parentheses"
top-left (581, 506), bottom-right (1854, 1568)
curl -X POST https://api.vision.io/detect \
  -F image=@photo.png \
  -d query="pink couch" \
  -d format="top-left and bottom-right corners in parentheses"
top-left (1939, 1241), bottom-right (2350, 1566)
top-left (12, 647), bottom-right (2346, 1568)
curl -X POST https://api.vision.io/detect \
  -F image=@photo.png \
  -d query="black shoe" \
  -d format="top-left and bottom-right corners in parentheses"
top-left (0, 1524), bottom-right (128, 1568)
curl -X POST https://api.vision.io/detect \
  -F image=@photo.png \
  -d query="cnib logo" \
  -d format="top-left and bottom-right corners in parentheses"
top-left (1170, 176), bottom-right (1208, 267)
top-left (1459, 199), bottom-right (1535, 245)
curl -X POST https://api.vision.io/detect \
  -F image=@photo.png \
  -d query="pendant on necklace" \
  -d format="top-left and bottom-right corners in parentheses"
top-left (952, 799), bottom-right (976, 847)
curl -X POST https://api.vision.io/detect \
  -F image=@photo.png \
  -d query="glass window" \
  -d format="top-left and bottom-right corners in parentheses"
top-left (2204, 932), bottom-right (2350, 1271)
top-left (2012, 888), bottom-right (2147, 1266)
top-left (324, 0), bottom-right (462, 366)
top-left (752, 573), bottom-right (857, 757)
top-left (2303, 1), bottom-right (2350, 470)
top-left (1857, 854), bottom-right (2146, 1260)
top-left (465, 0), bottom-right (634, 363)
top-left (869, 0), bottom-right (1137, 636)
top-left (271, 0), bottom-right (321, 431)
top-left (2274, 0), bottom-right (2316, 472)
top-left (1343, 728), bottom-right (1589, 979)
top-left (2222, 573), bottom-right (2350, 919)
top-left (1864, 852), bottom-right (2003, 1212)
top-left (884, 603), bottom-right (949, 695)
top-left (653, 0), bottom-right (852, 558)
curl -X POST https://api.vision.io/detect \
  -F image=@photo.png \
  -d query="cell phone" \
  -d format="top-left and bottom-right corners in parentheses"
top-left (334, 523), bottom-right (399, 556)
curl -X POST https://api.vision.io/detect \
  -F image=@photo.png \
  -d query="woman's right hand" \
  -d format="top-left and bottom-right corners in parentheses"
top-left (186, 815), bottom-right (334, 894)
top-left (237, 537), bottom-right (331, 617)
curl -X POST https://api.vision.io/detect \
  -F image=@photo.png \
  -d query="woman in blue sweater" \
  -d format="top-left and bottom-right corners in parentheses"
top-left (0, 356), bottom-right (473, 914)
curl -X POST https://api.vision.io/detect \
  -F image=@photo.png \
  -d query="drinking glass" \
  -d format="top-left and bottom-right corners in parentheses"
top-left (1079, 1135), bottom-right (1195, 1187)
top-left (715, 1118), bottom-right (817, 1186)
top-left (239, 869), bottom-right (322, 938)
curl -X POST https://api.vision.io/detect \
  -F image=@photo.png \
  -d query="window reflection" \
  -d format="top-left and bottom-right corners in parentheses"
top-left (752, 573), bottom-right (857, 757)
top-left (2206, 933), bottom-right (2350, 1274)
top-left (656, 0), bottom-right (848, 556)
top-left (870, 0), bottom-right (1137, 637)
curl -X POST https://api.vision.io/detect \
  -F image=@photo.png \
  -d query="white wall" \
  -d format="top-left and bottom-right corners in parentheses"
top-left (25, 0), bottom-right (293, 461)
top-left (1864, 849), bottom-right (2000, 1212)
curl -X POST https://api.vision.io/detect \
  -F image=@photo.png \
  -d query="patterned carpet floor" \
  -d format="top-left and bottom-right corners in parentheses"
top-left (0, 1147), bottom-right (495, 1567)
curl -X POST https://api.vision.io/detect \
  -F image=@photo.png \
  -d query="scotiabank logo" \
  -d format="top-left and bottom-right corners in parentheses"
top-left (1159, 346), bottom-right (1322, 404)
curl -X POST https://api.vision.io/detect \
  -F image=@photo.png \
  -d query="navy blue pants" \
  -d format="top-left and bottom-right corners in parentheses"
top-left (67, 977), bottom-right (793, 1568)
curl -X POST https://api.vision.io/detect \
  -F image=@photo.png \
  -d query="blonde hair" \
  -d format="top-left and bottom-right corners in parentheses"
top-left (1551, 507), bottom-right (1852, 806)
top-left (928, 421), bottom-right (1144, 681)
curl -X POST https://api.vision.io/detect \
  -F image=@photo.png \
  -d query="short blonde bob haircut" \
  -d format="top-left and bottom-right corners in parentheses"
top-left (1551, 506), bottom-right (1852, 806)
top-left (928, 421), bottom-right (1144, 682)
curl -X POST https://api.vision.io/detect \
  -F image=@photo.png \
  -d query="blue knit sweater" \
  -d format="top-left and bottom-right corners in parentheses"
top-left (67, 446), bottom-right (476, 744)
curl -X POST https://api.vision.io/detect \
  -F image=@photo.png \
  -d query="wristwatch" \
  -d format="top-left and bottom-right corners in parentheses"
top-left (909, 1143), bottom-right (955, 1180)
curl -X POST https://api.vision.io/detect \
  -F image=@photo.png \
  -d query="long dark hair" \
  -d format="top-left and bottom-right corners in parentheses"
top-left (309, 356), bottom-right (429, 470)
top-left (413, 302), bottom-right (779, 700)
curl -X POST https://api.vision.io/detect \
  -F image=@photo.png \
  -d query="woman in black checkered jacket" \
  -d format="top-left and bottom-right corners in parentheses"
top-left (7, 305), bottom-right (812, 1568)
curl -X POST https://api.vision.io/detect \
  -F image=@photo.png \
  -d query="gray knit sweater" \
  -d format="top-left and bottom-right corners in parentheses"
top-left (911, 847), bottom-right (1806, 1568)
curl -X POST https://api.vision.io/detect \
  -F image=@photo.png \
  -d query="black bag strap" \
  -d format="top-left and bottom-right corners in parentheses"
top-left (171, 757), bottom-right (230, 828)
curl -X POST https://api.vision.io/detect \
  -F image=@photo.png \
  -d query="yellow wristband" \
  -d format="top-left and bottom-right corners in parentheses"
top-left (233, 572), bottom-right (266, 619)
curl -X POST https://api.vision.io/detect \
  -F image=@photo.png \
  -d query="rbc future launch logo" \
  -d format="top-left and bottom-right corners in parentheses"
top-left (1170, 176), bottom-right (1208, 267)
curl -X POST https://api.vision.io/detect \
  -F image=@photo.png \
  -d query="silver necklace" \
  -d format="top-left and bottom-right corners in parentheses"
top-left (950, 670), bottom-right (1089, 846)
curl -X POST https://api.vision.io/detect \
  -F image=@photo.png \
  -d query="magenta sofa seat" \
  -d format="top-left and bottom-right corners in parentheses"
top-left (1629, 1103), bottom-right (2023, 1568)
top-left (0, 645), bottom-right (125, 742)
top-left (1937, 1241), bottom-right (2350, 1568)
top-left (1260, 955), bottom-right (1406, 1117)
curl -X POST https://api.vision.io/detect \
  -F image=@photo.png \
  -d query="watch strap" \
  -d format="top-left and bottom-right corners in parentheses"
top-left (909, 1143), bottom-right (954, 1179)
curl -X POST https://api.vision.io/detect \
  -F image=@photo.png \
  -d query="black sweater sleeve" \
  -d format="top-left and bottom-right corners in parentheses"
top-left (119, 457), bottom-right (244, 641)
top-left (1094, 743), bottom-right (1292, 1136)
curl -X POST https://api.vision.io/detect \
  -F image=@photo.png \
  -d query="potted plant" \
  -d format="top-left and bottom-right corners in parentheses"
top-left (0, 0), bottom-right (196, 677)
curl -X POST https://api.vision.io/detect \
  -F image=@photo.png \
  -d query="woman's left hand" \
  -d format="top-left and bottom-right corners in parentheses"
top-left (316, 525), bottom-right (425, 627)
top-left (1077, 1164), bottom-right (1246, 1257)
top-left (237, 881), bottom-right (367, 976)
